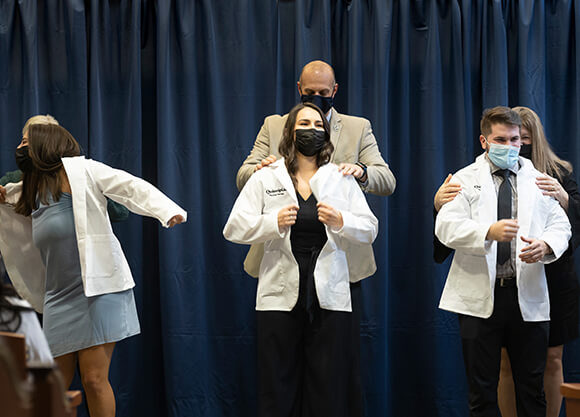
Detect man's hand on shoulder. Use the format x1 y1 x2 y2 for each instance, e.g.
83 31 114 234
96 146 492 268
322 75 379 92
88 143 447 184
434 174 461 212
255 155 277 172
486 219 519 242
338 163 366 182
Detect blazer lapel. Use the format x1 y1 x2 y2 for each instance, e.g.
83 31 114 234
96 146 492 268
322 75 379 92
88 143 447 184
329 109 343 162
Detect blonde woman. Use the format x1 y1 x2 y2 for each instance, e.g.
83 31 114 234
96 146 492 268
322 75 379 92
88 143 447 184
495 107 580 417
434 106 579 417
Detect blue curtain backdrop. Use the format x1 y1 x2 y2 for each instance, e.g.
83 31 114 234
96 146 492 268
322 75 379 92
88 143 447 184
1 1 580 416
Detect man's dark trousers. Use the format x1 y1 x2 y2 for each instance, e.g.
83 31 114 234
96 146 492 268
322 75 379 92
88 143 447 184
458 284 549 417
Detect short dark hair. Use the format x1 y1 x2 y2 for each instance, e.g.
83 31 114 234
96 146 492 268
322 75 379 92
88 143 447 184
480 106 521 137
279 102 334 183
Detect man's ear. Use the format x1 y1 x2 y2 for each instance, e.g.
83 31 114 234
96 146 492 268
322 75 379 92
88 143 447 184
332 83 338 98
479 135 488 151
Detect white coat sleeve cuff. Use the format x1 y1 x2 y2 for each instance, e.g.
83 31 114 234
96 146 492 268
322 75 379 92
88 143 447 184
272 211 287 238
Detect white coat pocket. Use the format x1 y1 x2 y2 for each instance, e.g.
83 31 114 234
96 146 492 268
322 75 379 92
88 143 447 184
449 253 490 301
84 234 121 278
329 249 350 295
518 263 547 303
258 249 285 295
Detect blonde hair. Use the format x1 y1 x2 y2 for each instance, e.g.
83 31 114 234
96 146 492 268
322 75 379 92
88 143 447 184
22 114 59 136
512 106 572 180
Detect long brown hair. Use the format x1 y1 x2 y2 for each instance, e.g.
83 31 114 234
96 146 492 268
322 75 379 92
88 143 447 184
15 124 81 216
512 106 572 181
278 102 333 184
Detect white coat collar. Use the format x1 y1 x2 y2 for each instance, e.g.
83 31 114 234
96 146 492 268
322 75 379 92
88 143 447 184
269 158 337 203
269 158 297 204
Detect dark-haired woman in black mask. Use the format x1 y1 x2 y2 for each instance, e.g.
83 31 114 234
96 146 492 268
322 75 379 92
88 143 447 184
0 121 187 417
224 102 378 417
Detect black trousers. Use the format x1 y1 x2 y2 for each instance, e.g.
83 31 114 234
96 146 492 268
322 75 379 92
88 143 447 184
458 286 549 417
256 282 362 417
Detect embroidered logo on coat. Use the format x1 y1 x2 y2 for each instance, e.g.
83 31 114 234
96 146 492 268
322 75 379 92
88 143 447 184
266 188 287 197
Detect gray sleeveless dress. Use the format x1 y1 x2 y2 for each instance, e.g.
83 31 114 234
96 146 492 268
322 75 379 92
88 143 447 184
32 193 140 358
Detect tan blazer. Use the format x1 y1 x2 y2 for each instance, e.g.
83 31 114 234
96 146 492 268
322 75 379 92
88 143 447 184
236 108 396 196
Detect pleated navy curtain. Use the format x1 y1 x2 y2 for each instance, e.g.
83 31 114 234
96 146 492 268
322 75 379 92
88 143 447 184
1 1 579 416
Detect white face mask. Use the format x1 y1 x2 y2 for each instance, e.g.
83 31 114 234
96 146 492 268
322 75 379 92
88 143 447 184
485 138 520 169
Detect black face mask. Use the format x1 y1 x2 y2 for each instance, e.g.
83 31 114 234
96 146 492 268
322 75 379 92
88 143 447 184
15 146 33 172
295 128 326 157
300 94 334 114
519 144 532 159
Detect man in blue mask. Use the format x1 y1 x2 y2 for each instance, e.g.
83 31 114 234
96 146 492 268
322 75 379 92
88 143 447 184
435 106 572 417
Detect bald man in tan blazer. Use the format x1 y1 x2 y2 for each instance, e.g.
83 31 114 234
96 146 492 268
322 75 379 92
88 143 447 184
236 60 396 196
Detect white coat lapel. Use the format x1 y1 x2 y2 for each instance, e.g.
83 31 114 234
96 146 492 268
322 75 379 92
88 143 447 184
62 157 88 239
309 164 327 201
475 154 498 288
310 164 342 205
515 158 536 278
271 159 298 204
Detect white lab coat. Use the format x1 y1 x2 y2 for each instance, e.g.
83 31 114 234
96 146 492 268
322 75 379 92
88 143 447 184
223 159 378 312
0 156 187 312
435 154 571 321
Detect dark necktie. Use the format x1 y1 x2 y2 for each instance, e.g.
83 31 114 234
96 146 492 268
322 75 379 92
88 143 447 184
495 169 511 265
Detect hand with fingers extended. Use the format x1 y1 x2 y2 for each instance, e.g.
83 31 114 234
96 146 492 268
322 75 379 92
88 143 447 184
486 219 519 242
519 236 552 263
255 155 277 172
278 204 299 230
317 201 343 229
434 174 461 212
536 174 569 210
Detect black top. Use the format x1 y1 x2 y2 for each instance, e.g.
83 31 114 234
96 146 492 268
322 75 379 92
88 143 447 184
291 193 327 318
291 193 327 254
545 169 580 288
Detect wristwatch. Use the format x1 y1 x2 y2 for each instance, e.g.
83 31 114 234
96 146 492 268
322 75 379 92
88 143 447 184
355 162 368 183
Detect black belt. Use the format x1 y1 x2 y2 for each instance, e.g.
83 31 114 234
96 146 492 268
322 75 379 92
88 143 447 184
495 277 516 288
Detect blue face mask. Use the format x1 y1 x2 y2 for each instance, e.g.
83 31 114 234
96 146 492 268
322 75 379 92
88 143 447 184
485 139 520 169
